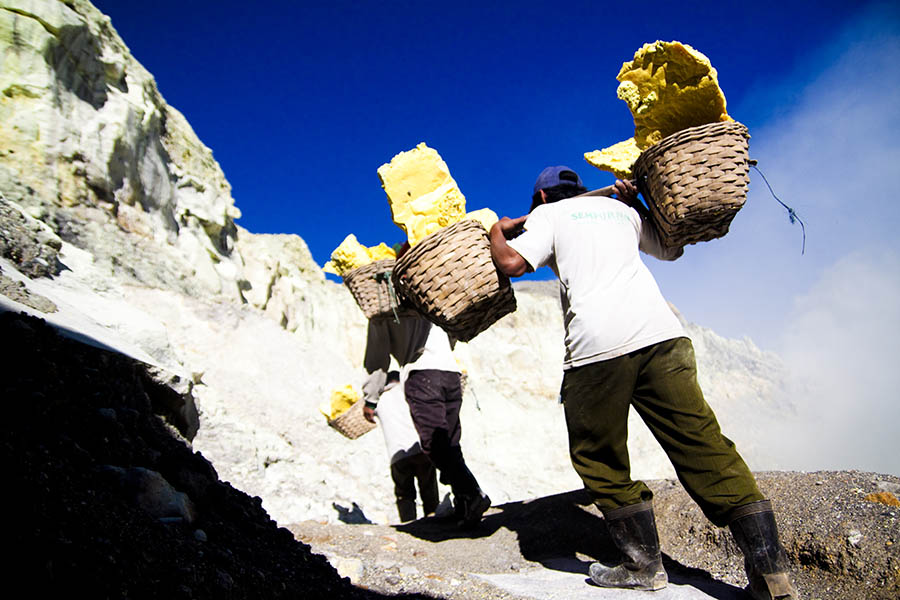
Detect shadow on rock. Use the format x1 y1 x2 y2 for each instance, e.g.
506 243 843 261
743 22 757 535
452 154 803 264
395 489 616 558
662 561 747 599
398 487 748 599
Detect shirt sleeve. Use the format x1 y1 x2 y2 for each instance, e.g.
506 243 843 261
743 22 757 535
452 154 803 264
362 320 391 406
507 206 555 270
362 370 387 408
637 212 684 261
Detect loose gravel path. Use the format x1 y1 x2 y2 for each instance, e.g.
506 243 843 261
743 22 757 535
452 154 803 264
292 473 900 600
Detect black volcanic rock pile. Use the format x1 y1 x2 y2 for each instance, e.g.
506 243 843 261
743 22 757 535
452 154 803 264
2 311 427 599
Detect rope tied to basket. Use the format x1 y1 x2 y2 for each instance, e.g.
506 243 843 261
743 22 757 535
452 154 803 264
343 259 403 321
374 269 402 324
750 162 806 255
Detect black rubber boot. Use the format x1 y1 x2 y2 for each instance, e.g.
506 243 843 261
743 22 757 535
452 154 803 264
728 500 798 600
455 490 491 529
589 501 668 591
396 498 416 523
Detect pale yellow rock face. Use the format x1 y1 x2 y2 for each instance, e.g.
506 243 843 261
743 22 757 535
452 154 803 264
584 41 730 179
377 143 467 246
323 234 396 276
0 0 244 298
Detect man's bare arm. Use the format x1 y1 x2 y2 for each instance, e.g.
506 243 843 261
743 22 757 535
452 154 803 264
489 215 531 277
611 179 650 218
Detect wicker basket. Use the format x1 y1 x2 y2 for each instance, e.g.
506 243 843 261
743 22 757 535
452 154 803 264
343 259 402 320
328 398 376 439
633 120 751 251
392 219 516 342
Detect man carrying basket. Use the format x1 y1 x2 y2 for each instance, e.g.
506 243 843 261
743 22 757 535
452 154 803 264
488 166 797 600
361 311 491 530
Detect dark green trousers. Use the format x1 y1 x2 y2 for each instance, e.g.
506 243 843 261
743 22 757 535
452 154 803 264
561 337 764 527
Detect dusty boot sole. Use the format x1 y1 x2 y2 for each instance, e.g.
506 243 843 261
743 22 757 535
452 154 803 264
589 562 668 591
747 572 797 600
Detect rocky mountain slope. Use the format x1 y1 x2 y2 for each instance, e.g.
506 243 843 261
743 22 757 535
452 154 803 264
3 309 431 599
2 1 897 598
5 308 898 598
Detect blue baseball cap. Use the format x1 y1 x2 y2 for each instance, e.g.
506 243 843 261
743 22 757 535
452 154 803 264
533 166 584 195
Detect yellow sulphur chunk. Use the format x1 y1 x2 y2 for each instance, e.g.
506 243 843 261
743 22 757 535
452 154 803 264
321 384 359 420
584 138 642 179
584 41 730 178
367 242 396 262
326 234 371 276
324 234 396 276
617 40 730 149
464 208 499 231
377 143 467 246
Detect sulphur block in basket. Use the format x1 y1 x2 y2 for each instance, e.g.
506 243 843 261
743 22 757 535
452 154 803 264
618 40 730 149
366 242 396 262
320 384 359 421
465 207 499 231
323 234 396 276
585 41 730 178
377 142 467 246
584 138 642 179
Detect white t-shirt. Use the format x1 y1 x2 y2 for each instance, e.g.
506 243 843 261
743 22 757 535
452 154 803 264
374 382 423 465
507 191 684 369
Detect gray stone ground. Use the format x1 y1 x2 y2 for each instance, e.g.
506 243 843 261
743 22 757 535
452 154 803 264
292 474 900 600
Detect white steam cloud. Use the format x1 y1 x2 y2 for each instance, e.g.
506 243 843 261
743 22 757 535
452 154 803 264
771 250 900 475
739 5 900 475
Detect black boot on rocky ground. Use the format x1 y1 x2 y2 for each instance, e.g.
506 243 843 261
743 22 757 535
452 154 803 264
728 500 798 600
396 498 417 523
588 500 668 591
455 491 491 530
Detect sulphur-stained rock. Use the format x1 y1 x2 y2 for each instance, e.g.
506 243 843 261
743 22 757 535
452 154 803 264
322 233 396 276
584 137 642 180
865 491 900 507
584 40 731 179
0 0 242 299
616 40 729 150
